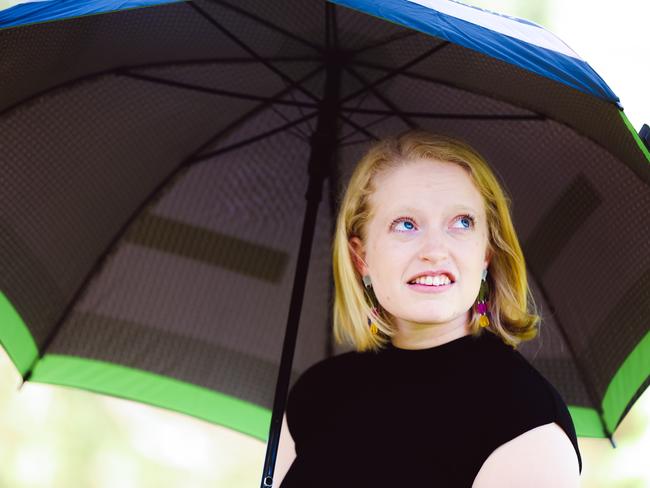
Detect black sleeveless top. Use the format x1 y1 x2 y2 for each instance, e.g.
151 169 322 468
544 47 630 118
282 330 582 487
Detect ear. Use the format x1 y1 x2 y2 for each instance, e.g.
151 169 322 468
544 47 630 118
348 236 368 276
484 247 493 271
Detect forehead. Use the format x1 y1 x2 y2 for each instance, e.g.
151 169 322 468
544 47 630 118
371 159 484 214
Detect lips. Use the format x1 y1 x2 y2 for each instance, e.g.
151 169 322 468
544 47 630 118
407 281 453 294
406 270 456 283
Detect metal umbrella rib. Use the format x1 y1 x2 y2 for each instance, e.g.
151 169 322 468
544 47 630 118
21 61 325 378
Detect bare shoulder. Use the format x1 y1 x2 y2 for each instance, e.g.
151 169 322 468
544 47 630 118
472 422 580 488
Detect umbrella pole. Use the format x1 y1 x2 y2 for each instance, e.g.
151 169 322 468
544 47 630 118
260 58 341 488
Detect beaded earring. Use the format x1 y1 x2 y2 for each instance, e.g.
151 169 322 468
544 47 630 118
475 268 490 328
362 274 380 335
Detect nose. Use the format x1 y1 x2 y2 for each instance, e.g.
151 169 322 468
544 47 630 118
417 227 449 262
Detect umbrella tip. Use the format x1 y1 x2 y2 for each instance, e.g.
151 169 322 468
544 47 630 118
18 369 32 390
608 434 617 449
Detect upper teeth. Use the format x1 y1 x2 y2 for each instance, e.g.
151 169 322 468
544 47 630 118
412 275 451 286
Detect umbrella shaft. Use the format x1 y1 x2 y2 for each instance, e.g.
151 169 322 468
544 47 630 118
261 56 342 487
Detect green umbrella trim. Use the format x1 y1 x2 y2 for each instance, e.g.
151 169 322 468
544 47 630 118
601 330 650 434
1 291 648 438
567 405 602 438
30 354 272 441
0 291 271 441
0 291 38 376
619 110 650 164
567 331 650 437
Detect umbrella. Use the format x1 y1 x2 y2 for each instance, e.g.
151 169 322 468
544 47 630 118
0 0 649 485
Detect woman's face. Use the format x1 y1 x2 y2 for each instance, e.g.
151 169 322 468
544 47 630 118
349 158 492 335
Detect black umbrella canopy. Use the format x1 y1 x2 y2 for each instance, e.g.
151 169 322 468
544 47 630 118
0 1 649 481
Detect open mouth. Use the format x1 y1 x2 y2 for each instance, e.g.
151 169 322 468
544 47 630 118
407 276 455 287
406 279 454 292
409 281 452 287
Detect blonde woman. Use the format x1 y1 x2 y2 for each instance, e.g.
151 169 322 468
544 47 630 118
275 130 582 487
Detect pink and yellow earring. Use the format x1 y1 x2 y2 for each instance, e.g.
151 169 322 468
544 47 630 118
362 274 379 335
475 268 490 328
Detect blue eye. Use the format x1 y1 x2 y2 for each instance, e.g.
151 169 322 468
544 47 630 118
454 214 476 229
390 216 416 233
390 214 476 233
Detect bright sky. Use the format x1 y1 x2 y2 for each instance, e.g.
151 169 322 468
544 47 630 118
468 0 648 131
547 0 648 131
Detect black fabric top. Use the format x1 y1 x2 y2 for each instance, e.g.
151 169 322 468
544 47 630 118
282 330 582 487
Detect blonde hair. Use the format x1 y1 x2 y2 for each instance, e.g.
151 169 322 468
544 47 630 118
332 130 540 352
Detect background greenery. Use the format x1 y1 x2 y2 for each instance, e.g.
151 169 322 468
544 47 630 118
1 0 648 486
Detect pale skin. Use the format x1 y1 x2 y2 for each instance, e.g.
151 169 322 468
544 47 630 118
275 159 580 487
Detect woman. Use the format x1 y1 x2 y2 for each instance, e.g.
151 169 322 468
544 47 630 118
275 130 582 487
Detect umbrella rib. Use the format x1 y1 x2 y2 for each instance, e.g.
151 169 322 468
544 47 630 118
190 2 378 144
339 107 544 120
190 2 322 106
205 0 324 54
117 69 319 109
350 31 419 56
284 89 313 137
122 55 323 70
339 138 375 147
530 270 617 446
192 64 324 155
336 85 373 141
20 67 326 377
336 113 380 141
353 59 456 84
350 59 544 118
188 112 319 164
269 105 310 141
0 57 321 120
337 112 393 144
343 64 418 129
341 41 450 104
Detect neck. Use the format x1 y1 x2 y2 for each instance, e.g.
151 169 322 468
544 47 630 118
390 312 472 350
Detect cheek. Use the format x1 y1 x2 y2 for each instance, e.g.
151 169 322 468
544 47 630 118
461 236 487 259
369 240 402 270
367 247 402 301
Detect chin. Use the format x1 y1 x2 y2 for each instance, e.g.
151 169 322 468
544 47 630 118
398 312 457 325
399 305 471 323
